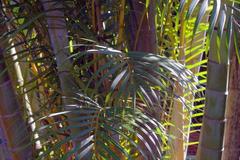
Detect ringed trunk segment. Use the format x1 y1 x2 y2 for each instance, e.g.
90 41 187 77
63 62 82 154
197 61 228 160
197 32 229 160
0 11 32 160
197 1 233 159
0 50 32 159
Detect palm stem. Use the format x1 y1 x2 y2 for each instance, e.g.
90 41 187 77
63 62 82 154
197 21 229 160
117 0 126 48
0 18 32 159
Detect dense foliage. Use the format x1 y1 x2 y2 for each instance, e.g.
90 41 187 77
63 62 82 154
0 0 239 160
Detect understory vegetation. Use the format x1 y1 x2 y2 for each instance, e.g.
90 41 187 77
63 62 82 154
0 0 239 160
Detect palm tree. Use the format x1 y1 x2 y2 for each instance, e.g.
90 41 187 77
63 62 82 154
193 1 238 160
0 0 239 159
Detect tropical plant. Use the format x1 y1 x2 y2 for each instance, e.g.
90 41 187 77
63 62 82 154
0 0 239 160
0 0 198 159
180 0 240 159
